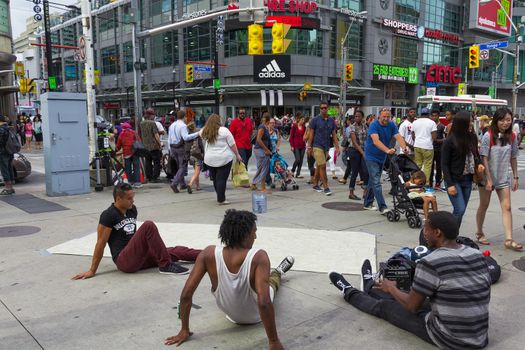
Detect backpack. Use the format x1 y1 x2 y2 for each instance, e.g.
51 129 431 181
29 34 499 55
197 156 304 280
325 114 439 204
2 127 22 154
489 130 516 148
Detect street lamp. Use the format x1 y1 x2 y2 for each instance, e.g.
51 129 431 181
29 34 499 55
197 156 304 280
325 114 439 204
339 11 367 118
480 0 523 114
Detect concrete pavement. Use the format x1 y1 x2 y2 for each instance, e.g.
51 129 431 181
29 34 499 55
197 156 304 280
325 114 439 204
1 144 525 350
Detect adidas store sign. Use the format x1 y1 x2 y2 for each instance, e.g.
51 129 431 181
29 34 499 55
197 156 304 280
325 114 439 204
253 55 291 83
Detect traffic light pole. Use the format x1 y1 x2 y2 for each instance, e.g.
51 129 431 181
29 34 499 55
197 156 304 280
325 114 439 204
512 35 521 116
131 0 143 125
214 39 220 114
43 0 53 79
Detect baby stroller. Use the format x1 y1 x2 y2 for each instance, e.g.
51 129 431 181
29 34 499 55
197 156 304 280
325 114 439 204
270 153 299 191
385 154 423 229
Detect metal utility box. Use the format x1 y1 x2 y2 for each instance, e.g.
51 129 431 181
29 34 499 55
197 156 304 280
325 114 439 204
41 92 90 196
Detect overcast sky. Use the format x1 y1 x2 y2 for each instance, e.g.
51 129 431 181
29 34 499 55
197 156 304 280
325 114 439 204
10 0 77 40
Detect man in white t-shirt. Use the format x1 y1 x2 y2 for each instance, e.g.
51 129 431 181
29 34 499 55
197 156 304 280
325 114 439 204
398 108 416 156
411 108 437 184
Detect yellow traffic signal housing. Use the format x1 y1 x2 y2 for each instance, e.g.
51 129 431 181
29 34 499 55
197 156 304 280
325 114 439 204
345 63 353 81
469 45 479 69
248 24 263 55
185 64 194 82
272 23 291 54
19 78 27 94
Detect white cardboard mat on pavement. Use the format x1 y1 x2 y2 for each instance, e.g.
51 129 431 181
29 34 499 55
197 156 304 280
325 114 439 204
48 223 376 274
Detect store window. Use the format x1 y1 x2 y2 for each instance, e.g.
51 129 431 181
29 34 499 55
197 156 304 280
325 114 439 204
384 83 408 100
329 20 363 60
101 46 118 75
423 42 459 67
64 58 77 82
394 0 420 25
225 29 248 57
62 25 76 46
123 41 134 72
184 23 213 61
393 37 418 67
330 0 363 10
424 0 462 33
99 9 118 41
151 31 179 68
150 0 173 27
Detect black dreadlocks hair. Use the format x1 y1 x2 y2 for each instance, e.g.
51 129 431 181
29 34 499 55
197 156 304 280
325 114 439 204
218 209 258 248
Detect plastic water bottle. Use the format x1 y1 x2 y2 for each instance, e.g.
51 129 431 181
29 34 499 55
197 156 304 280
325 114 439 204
252 192 267 214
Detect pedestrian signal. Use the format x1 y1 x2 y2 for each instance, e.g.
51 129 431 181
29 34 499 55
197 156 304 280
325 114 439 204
248 24 263 55
469 45 479 69
272 23 291 54
345 64 353 81
185 64 194 83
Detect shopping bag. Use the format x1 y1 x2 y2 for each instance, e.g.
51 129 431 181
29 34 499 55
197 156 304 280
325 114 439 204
232 161 250 187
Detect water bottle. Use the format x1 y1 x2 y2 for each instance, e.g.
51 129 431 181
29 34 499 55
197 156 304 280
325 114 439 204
251 191 267 214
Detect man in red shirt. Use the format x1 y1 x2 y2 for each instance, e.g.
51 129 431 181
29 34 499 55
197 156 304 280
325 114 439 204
229 108 253 167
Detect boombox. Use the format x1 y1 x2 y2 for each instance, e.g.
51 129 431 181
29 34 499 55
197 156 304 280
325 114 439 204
380 258 415 293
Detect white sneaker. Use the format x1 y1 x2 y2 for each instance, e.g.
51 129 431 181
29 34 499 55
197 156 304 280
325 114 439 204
379 208 391 215
363 205 378 211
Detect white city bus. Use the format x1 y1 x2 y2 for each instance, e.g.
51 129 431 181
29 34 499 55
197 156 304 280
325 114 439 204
417 94 508 115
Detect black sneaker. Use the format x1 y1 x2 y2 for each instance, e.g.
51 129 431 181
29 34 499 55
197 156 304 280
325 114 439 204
323 188 332 196
159 262 189 275
361 259 375 294
328 271 352 294
312 185 322 192
275 256 295 275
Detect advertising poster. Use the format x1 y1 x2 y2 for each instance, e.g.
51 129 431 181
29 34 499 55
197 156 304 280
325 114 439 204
469 0 513 36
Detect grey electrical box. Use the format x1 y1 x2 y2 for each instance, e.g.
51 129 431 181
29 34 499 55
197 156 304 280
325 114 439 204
41 92 90 196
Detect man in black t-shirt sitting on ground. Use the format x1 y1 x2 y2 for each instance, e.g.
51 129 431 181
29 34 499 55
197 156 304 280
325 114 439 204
73 183 202 279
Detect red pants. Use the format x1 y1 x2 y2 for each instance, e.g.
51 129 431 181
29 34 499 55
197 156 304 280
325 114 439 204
115 221 201 273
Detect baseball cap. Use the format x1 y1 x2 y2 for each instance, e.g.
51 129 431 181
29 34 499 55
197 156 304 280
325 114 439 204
421 108 430 115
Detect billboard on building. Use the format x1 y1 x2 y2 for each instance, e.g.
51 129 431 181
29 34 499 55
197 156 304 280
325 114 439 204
469 0 513 36
253 55 291 83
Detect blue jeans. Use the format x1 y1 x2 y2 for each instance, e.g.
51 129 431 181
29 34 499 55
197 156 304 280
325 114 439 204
238 148 252 168
0 153 14 182
364 160 387 210
445 176 473 227
124 156 140 184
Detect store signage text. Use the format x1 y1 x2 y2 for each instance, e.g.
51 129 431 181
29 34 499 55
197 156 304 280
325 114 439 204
382 18 418 37
424 28 460 43
426 64 461 84
267 0 318 14
182 10 207 19
340 8 366 23
373 64 419 84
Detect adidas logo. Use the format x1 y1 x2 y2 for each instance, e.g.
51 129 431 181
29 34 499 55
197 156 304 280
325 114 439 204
259 59 286 79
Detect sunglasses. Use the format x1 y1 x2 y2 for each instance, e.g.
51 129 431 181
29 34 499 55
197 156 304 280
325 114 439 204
320 107 327 110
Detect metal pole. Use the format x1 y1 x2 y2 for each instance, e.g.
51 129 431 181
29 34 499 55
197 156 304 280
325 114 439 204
81 0 102 191
513 34 521 115
214 40 220 114
131 0 143 126
43 0 53 79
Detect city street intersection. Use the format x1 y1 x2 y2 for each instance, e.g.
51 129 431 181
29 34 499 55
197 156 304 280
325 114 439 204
1 144 525 349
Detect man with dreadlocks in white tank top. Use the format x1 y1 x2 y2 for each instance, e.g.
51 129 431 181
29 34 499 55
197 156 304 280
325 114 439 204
165 209 294 350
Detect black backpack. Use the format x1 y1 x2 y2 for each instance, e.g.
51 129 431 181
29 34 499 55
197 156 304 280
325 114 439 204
1 126 21 154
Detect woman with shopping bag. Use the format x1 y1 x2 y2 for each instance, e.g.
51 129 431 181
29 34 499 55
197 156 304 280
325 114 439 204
232 161 250 188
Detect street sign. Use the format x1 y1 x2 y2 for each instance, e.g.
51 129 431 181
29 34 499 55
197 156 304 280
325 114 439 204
458 83 467 96
78 36 86 61
479 41 508 51
480 49 489 60
194 65 212 72
48 76 57 90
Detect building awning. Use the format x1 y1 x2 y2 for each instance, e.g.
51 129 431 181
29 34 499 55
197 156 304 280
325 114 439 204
96 83 378 101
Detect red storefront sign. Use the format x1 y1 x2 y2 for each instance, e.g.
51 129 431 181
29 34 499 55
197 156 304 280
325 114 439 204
266 0 318 14
103 102 121 109
426 64 461 84
424 28 460 43
470 0 513 36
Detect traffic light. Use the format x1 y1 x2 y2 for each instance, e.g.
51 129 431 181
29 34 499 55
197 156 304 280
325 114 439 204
185 64 194 83
248 24 263 55
19 78 27 94
469 45 479 69
344 63 353 81
272 23 291 54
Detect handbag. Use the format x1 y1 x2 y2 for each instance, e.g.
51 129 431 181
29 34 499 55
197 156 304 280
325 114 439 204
132 132 148 157
232 161 250 187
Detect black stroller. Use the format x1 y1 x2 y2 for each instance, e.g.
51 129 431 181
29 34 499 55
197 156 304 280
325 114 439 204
385 154 423 229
